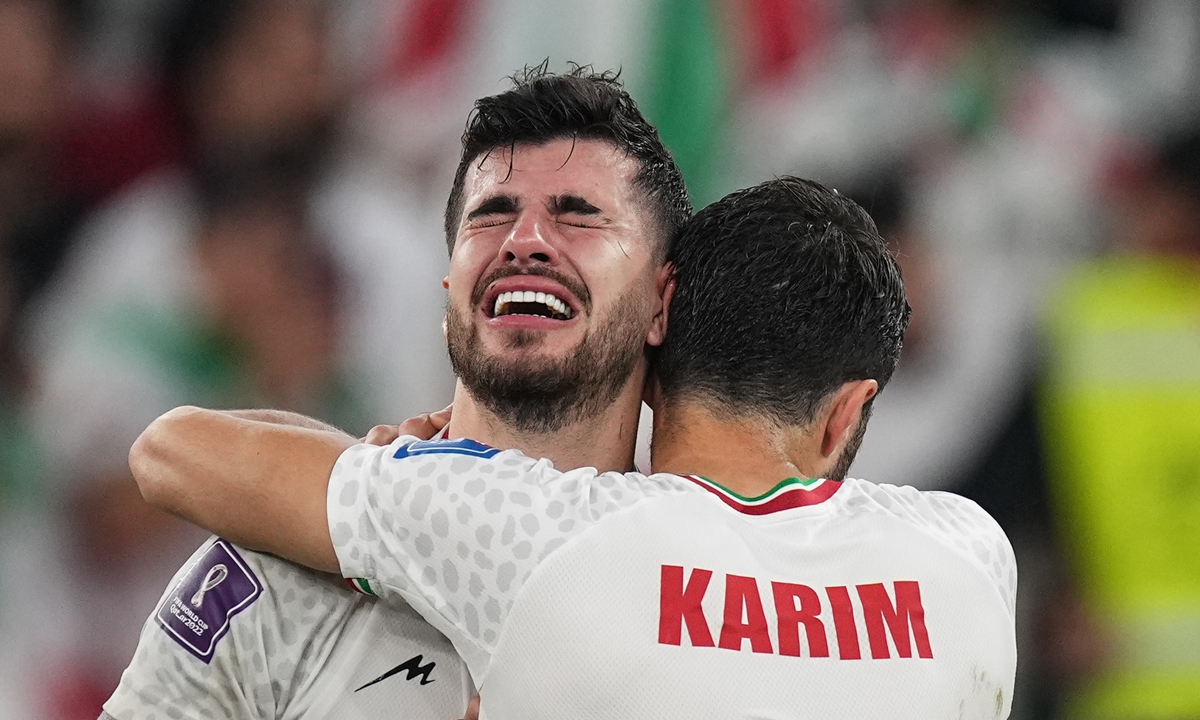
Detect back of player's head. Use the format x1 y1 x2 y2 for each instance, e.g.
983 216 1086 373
655 176 911 427
443 62 692 260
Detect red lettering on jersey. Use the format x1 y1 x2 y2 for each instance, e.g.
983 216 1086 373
659 565 715 647
856 581 934 659
826 586 862 660
718 574 773 654
661 569 934 661
772 582 829 658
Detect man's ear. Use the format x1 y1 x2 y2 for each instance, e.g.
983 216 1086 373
820 380 878 459
646 263 675 347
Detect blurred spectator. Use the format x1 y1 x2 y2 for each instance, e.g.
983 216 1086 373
846 169 939 363
1036 130 1200 718
12 0 453 715
0 0 87 508
0 6 82 711
27 154 369 719
157 0 343 171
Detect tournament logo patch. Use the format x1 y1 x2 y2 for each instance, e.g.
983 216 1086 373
155 539 261 663
394 437 499 460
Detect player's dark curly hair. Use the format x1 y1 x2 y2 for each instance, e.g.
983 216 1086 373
443 62 692 260
655 176 911 427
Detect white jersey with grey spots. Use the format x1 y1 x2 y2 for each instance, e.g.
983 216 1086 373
328 437 1017 720
103 537 473 720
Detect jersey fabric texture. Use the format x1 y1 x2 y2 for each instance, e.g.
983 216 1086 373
104 537 473 720
327 438 1017 720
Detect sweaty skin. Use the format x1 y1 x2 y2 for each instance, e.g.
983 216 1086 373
443 138 670 471
133 138 675 571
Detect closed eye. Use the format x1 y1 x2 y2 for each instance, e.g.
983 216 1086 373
549 195 605 228
470 217 513 229
555 216 603 229
466 195 519 228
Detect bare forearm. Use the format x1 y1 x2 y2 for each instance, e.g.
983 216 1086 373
223 408 349 436
130 406 350 572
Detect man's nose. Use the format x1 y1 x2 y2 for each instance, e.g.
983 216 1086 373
498 209 560 266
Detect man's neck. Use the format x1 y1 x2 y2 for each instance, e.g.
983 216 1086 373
650 401 825 496
445 377 643 473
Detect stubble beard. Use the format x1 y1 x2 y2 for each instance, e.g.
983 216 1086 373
445 286 651 435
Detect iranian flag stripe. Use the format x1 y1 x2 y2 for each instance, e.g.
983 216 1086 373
345 578 376 596
683 475 841 515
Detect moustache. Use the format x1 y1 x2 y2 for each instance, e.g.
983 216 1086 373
471 266 592 313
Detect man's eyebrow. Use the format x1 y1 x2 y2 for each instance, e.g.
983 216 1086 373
549 195 602 216
466 195 518 221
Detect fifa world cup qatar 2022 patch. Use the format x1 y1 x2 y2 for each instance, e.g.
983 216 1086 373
155 539 262 663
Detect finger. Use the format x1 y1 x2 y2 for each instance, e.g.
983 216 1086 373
398 413 439 440
362 424 402 446
428 405 452 431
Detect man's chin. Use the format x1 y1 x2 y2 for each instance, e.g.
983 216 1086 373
476 343 576 374
479 325 580 353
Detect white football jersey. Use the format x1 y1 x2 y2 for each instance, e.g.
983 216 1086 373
103 537 473 720
327 437 1017 720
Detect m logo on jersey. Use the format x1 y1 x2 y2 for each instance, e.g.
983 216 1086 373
355 654 436 690
658 565 933 660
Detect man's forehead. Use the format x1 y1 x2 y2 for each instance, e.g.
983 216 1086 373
462 138 638 202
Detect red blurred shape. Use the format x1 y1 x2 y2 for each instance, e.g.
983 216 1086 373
389 0 475 79
40 661 114 720
744 0 830 84
57 88 183 202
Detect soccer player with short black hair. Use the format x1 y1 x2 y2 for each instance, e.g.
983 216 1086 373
102 64 691 720
131 175 1016 718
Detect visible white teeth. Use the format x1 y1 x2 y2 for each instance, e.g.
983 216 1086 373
490 289 575 319
544 293 571 317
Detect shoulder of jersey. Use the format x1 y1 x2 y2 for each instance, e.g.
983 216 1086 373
154 538 365 663
840 478 1017 616
836 478 996 529
385 438 698 508
153 538 267 664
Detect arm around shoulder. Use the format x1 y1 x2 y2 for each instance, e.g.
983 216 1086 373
130 405 354 572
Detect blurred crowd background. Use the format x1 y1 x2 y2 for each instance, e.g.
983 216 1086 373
0 0 1196 718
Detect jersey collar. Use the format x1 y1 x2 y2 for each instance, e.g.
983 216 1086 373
682 475 842 515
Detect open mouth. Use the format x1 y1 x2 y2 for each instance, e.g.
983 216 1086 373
492 290 575 320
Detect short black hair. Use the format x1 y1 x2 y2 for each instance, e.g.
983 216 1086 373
655 176 911 427
443 63 692 259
